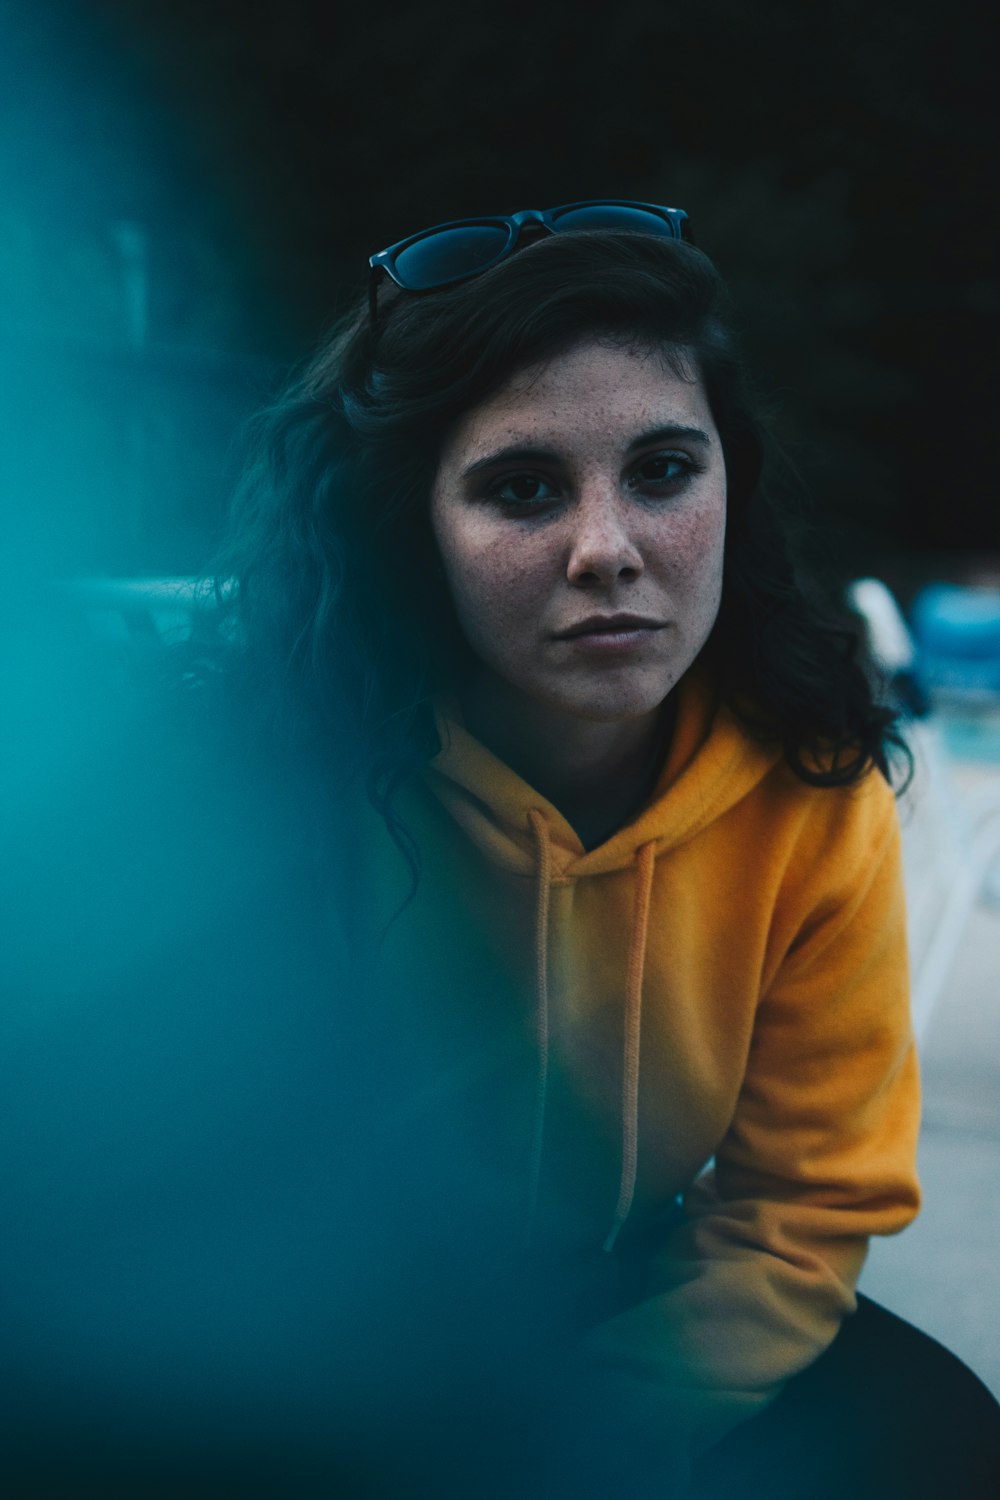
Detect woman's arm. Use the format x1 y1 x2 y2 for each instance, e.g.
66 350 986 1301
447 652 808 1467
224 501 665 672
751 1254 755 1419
581 777 921 1461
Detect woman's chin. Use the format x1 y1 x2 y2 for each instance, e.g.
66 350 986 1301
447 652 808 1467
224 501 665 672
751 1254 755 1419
538 682 678 726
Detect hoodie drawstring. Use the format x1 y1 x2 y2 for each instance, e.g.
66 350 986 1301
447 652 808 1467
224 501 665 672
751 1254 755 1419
604 839 657 1252
525 809 552 1248
525 812 659 1256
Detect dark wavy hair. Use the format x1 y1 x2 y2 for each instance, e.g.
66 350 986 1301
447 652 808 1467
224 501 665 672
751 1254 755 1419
205 230 905 849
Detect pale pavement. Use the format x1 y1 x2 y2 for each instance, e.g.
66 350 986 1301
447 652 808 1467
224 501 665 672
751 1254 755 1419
861 755 1000 1398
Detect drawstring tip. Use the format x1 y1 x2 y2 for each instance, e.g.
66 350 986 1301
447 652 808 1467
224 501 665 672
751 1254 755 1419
602 1218 624 1254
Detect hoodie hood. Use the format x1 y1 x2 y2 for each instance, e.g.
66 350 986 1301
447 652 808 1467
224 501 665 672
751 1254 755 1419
425 671 783 879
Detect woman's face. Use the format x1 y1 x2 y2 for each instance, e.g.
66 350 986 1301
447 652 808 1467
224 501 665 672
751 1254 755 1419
430 338 727 727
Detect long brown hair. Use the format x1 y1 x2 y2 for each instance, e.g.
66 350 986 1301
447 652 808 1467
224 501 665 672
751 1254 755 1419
205 231 905 857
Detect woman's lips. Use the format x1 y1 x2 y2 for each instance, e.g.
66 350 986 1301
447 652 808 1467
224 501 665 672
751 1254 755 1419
554 618 667 652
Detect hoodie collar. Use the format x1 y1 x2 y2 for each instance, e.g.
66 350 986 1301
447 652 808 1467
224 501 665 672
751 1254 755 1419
424 670 782 879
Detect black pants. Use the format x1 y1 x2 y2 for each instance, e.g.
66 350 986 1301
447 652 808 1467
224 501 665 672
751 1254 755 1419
689 1295 1000 1500
5 1297 997 1498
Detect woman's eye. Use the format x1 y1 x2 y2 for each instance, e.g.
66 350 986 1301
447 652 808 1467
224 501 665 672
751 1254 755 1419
631 453 698 491
488 473 560 507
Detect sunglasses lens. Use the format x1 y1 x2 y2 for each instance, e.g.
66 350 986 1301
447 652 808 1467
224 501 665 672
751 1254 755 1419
551 204 683 236
392 224 511 289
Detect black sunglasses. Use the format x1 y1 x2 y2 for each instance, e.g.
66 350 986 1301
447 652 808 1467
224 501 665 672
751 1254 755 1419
367 200 692 325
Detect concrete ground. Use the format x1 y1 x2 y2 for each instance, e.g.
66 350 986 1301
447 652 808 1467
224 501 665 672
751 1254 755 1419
860 750 1000 1398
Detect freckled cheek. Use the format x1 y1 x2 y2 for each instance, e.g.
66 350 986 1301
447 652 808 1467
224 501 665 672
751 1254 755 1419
440 537 550 648
652 500 727 578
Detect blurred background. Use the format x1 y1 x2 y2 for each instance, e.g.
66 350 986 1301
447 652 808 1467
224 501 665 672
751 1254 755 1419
2 0 997 588
2 0 999 1417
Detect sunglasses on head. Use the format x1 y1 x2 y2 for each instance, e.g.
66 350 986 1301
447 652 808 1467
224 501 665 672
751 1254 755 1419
367 200 692 325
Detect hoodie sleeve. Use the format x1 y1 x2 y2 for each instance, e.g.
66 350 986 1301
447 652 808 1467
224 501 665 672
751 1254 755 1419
581 771 921 1459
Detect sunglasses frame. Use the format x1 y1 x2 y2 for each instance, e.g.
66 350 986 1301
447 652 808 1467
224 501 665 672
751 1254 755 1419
367 200 691 326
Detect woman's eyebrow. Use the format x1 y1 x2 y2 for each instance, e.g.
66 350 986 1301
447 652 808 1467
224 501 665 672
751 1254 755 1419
628 423 713 450
461 444 563 479
462 424 714 478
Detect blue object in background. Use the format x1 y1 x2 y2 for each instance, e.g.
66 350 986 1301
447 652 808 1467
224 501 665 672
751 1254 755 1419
911 585 1000 696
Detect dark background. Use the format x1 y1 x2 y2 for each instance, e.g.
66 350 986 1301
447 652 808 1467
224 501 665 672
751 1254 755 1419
2 0 997 593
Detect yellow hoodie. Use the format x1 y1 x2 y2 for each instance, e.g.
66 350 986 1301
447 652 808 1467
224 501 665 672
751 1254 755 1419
353 669 920 1458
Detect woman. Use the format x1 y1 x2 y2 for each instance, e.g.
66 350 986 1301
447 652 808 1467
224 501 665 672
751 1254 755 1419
5 206 996 1499
196 205 1000 1496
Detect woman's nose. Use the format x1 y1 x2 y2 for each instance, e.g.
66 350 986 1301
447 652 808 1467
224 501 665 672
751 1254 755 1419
565 489 644 586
